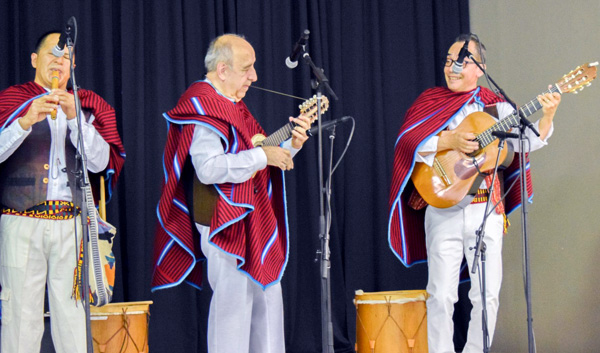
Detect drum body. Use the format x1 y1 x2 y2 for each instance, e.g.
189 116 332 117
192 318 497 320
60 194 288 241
355 290 428 353
90 301 153 353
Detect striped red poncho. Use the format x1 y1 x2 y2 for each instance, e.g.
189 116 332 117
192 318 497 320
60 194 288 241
152 81 288 291
0 81 126 200
388 86 532 267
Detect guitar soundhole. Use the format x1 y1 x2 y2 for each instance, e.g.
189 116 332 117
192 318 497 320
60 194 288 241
454 154 486 180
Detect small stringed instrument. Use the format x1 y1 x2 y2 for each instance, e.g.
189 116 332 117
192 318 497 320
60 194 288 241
412 62 598 209
194 95 330 225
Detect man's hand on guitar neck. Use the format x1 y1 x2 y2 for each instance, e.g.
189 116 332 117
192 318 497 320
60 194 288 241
536 90 561 141
262 146 294 171
289 115 311 149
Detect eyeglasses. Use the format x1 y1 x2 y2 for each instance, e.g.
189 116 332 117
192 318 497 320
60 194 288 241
444 58 474 68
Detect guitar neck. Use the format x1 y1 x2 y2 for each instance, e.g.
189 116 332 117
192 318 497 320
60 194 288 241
477 84 561 148
261 122 295 146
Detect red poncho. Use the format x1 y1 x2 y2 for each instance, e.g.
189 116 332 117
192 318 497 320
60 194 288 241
388 86 532 267
152 81 289 290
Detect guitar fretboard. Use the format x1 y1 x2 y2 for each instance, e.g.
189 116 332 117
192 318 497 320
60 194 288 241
475 84 561 148
261 122 296 146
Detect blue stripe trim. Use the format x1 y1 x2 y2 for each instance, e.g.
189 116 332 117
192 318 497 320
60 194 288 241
207 170 289 291
163 113 231 154
268 180 273 199
231 127 239 153
261 227 279 264
0 93 47 133
173 153 181 179
156 239 174 267
161 119 171 183
184 279 203 291
191 97 206 115
173 198 189 214
103 169 116 203
152 206 197 291
388 88 480 266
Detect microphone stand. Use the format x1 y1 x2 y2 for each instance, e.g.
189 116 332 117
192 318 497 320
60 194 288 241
300 47 338 353
470 53 537 353
517 123 536 353
470 134 509 353
65 17 94 353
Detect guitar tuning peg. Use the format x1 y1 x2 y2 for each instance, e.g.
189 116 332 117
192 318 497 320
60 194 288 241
573 90 578 94
586 83 592 87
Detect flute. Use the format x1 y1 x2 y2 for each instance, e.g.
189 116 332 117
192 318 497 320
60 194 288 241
50 70 59 120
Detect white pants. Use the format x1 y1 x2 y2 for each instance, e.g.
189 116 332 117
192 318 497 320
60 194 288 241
198 224 285 353
425 203 504 353
0 215 86 353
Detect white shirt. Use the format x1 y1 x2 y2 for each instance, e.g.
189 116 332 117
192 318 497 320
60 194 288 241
189 80 300 184
0 103 110 202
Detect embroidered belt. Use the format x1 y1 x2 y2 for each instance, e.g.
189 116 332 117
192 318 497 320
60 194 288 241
1 201 80 220
471 189 489 204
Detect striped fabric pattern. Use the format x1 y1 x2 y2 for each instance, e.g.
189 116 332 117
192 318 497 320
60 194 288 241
152 81 288 291
387 86 533 267
0 81 126 200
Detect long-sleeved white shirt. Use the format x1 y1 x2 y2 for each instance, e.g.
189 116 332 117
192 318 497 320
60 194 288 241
0 102 110 202
189 79 300 185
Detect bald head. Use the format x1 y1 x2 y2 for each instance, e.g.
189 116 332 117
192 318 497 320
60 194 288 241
204 34 257 101
205 34 252 73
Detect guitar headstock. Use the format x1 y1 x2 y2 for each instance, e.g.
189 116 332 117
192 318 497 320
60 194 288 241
299 95 330 122
556 62 598 94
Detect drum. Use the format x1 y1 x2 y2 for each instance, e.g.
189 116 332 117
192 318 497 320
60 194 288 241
354 290 428 353
90 301 153 353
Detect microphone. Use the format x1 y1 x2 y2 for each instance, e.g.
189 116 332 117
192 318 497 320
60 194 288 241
492 131 519 139
52 17 75 57
451 40 471 74
285 30 310 69
307 116 352 136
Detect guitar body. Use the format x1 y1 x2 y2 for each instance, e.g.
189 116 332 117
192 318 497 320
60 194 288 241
411 111 513 208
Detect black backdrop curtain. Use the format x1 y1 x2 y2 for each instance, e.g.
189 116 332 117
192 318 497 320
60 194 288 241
0 1 469 352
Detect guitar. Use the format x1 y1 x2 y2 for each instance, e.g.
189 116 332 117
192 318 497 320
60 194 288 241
251 95 330 146
193 95 330 225
411 62 598 209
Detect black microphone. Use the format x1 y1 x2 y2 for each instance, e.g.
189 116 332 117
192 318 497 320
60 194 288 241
285 30 310 69
52 17 75 57
492 131 519 139
307 116 352 136
451 40 471 74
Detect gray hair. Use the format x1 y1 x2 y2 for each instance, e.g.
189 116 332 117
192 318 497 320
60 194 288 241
204 34 246 72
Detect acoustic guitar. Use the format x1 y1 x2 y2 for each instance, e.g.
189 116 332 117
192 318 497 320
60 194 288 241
411 62 598 209
194 95 330 225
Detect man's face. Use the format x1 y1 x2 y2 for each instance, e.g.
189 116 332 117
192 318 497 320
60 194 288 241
221 40 257 101
444 40 483 93
31 33 73 90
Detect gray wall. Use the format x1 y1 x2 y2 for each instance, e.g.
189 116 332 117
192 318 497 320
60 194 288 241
470 1 600 352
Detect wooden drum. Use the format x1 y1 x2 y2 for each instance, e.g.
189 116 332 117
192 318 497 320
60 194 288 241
354 290 428 353
90 301 153 353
